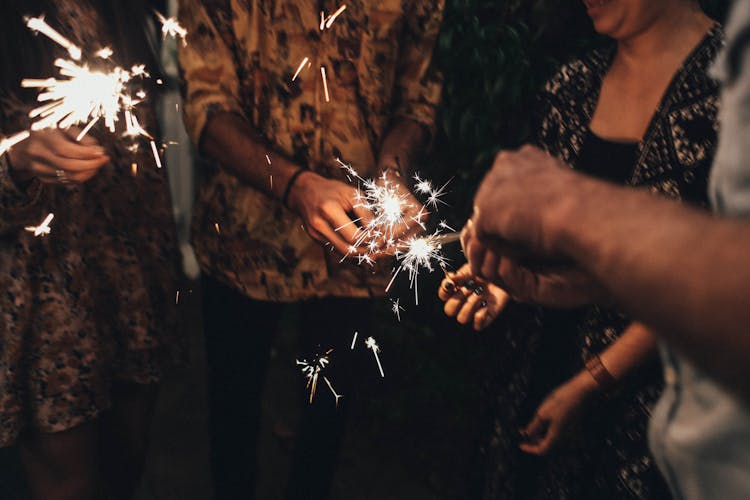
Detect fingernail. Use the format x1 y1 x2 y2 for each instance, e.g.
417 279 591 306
479 300 488 309
474 285 485 296
465 279 476 290
444 281 455 292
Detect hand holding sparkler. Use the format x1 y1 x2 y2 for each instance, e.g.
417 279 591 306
286 170 376 257
438 263 510 331
6 128 109 185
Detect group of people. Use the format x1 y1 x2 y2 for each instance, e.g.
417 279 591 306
0 1 748 500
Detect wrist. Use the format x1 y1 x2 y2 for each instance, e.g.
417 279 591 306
572 369 601 397
284 169 313 211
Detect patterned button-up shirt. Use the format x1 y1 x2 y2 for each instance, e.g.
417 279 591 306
179 0 444 301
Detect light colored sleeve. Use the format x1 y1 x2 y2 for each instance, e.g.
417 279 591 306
392 0 445 136
178 0 244 150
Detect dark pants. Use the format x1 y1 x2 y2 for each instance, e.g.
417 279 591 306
202 275 373 500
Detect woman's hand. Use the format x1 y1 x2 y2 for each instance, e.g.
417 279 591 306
438 263 511 331
519 372 598 455
7 128 109 185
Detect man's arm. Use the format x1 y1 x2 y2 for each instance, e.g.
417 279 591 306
468 146 750 401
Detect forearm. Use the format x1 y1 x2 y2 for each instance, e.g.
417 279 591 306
559 181 750 398
377 119 428 176
597 322 658 380
201 111 301 200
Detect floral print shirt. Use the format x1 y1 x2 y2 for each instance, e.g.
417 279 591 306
179 0 444 301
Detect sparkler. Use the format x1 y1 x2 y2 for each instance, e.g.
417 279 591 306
155 11 188 46
24 213 54 237
0 131 30 156
365 337 385 378
296 348 341 404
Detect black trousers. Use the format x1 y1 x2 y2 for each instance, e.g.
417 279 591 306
202 275 374 500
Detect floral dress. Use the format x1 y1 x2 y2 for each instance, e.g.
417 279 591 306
0 1 180 446
475 25 724 499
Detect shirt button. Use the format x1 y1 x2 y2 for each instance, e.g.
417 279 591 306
664 366 678 386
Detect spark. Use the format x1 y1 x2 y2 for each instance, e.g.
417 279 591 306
175 290 180 305
292 57 310 81
351 331 358 350
321 5 347 30
24 213 54 237
214 222 221 234
321 66 330 102
365 337 384 378
386 230 450 305
265 154 273 189
390 298 405 322
155 11 187 46
96 47 113 59
26 16 81 60
414 174 450 210
0 131 30 156
131 162 138 176
150 140 162 168
296 348 339 404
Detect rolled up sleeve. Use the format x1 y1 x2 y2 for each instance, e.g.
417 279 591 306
392 0 445 136
178 0 244 150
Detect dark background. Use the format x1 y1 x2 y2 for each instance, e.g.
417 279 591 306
0 1 730 498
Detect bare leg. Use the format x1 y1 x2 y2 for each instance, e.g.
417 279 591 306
99 382 159 500
19 420 101 500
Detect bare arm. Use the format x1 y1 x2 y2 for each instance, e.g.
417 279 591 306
467 146 750 401
598 321 659 380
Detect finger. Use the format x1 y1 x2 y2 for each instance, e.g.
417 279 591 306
311 216 357 256
456 291 483 325
32 149 110 173
524 423 560 456
473 306 495 331
521 413 548 441
39 131 106 160
443 289 468 318
466 238 487 277
438 277 457 301
351 203 375 234
323 204 361 246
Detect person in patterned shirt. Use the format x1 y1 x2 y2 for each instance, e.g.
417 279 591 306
178 1 444 498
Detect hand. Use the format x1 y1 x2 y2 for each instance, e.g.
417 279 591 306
519 373 598 455
287 171 375 256
7 128 109 185
438 263 510 331
463 146 608 307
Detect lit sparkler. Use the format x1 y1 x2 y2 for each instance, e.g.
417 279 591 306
24 213 54 237
296 348 341 404
365 337 384 378
155 11 187 46
0 131 30 156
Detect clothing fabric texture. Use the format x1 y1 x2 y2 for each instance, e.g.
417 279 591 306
179 0 444 302
476 25 723 500
0 2 180 446
648 3 750 499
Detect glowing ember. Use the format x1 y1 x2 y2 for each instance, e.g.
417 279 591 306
390 298 405 322
26 16 81 60
292 57 310 81
155 11 187 46
386 231 450 305
321 66 330 102
24 213 54 237
365 336 384 378
296 348 341 404
0 131 30 156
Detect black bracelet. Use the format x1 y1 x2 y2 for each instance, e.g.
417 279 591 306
282 167 307 208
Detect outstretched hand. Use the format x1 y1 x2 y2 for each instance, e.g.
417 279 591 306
438 263 510 331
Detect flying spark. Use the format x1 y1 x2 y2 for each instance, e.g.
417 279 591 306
365 337 385 378
320 5 347 30
26 16 81 60
351 331 359 350
292 57 310 81
24 213 54 237
390 298 405 322
0 131 30 156
321 66 330 102
296 348 340 404
155 11 187 46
